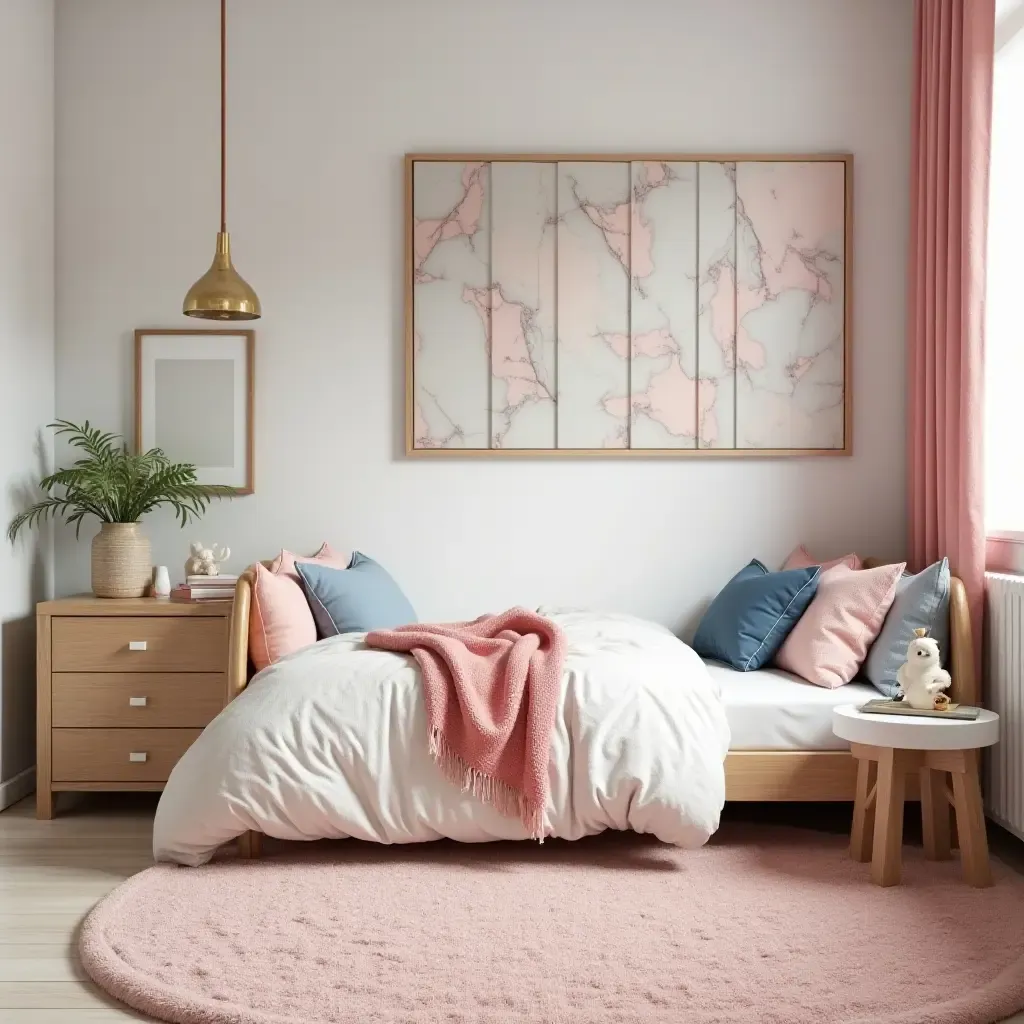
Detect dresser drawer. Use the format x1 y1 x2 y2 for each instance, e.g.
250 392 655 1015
52 617 228 673
51 673 225 728
51 728 203 782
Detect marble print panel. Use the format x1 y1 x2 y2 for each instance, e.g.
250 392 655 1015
629 162 699 450
556 162 630 449
734 161 846 449
412 161 490 449
696 162 737 449
489 163 557 449
409 157 847 455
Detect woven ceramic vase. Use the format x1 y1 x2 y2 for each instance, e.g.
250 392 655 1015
91 523 152 598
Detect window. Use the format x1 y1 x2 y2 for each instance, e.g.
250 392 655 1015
985 0 1024 545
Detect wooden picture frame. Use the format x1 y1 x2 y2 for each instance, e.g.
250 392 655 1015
405 152 854 458
134 329 255 494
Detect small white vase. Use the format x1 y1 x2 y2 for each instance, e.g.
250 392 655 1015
91 523 151 598
152 565 171 598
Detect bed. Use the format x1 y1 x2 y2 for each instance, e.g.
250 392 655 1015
159 558 975 861
710 662 880 751
720 563 976 801
154 602 730 865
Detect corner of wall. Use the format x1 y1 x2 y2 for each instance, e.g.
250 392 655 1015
0 0 56 808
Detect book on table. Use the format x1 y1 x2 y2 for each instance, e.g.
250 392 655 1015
859 699 981 721
171 584 234 602
186 574 238 586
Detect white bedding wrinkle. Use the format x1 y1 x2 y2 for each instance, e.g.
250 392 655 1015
153 609 730 865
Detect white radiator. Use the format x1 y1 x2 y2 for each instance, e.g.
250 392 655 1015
986 572 1024 840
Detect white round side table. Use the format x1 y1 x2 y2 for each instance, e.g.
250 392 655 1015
832 704 999 888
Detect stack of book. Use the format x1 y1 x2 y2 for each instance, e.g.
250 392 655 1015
859 698 980 721
170 575 238 602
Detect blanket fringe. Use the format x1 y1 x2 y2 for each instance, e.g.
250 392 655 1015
429 728 546 842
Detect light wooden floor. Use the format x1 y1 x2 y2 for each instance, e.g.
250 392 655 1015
0 794 159 1023
3 794 1024 1024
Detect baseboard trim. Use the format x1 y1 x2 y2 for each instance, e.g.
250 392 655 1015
0 766 36 811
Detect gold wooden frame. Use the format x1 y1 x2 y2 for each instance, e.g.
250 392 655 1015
134 328 255 495
224 557 975 857
404 152 854 458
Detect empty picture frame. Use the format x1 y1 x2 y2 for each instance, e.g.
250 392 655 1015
405 152 852 457
135 329 254 493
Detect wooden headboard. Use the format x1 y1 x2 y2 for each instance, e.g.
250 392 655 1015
947 575 978 705
226 561 978 707
227 565 260 700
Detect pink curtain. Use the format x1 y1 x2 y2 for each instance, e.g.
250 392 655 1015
909 0 994 673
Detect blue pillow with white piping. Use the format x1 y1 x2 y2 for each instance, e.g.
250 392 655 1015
693 560 821 671
295 552 417 637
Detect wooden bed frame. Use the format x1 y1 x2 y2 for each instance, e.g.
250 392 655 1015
225 561 976 857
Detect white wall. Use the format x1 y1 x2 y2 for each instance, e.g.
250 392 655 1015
56 0 912 633
1 0 54 807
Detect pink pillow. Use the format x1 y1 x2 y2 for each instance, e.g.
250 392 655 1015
249 544 351 671
774 562 905 689
267 542 347 578
782 544 862 572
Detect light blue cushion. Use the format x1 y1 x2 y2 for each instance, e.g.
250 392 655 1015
692 560 821 671
863 558 950 697
295 552 416 637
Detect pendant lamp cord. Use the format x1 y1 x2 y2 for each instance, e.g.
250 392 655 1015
220 0 227 234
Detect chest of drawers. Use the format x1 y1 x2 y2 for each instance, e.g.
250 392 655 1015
36 595 233 818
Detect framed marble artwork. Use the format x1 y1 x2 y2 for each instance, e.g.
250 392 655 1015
405 153 851 456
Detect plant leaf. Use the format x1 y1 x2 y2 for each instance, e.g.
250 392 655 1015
6 421 236 543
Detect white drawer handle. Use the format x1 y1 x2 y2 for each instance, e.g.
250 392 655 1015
129 752 148 763
129 696 148 707
128 641 147 651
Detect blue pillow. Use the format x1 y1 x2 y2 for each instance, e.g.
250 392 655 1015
693 560 821 671
295 552 417 637
863 558 950 697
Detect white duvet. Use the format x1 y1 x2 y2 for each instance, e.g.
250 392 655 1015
153 609 730 866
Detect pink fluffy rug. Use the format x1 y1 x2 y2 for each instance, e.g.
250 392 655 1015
80 825 1024 1024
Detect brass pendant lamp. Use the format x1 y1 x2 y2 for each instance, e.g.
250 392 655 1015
183 0 260 320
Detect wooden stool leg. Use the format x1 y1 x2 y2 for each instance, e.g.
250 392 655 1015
920 767 951 860
871 748 907 887
951 757 991 888
851 757 877 863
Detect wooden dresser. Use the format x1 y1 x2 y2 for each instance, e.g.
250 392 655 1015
36 596 232 818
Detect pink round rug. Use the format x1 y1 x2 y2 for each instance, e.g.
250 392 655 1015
80 825 1024 1024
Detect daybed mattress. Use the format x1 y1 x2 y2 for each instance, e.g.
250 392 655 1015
703 661 877 751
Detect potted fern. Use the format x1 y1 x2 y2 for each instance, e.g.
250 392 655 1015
7 421 232 598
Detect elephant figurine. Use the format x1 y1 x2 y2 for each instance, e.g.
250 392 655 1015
184 541 230 577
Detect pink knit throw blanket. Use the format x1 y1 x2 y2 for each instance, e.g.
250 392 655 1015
365 608 566 840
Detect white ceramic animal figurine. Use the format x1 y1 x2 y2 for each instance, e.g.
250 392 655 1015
896 627 951 710
184 542 230 577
